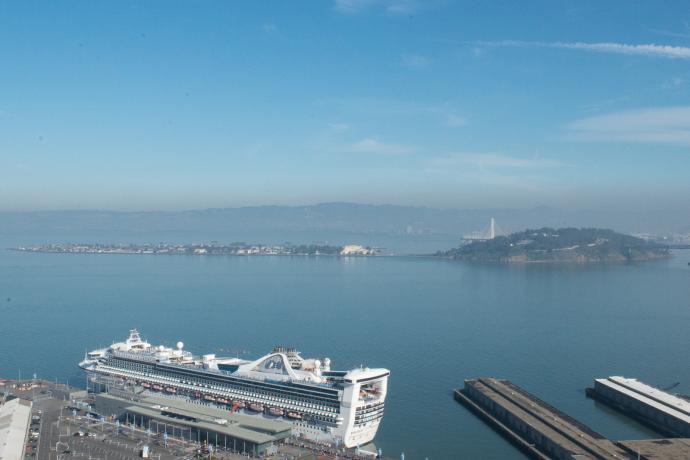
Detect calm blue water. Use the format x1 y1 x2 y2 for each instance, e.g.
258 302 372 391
1 236 689 459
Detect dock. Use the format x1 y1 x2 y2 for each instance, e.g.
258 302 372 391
95 392 291 455
587 376 690 437
455 377 628 459
1 378 390 460
617 439 690 460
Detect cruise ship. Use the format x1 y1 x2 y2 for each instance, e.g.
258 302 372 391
79 330 389 447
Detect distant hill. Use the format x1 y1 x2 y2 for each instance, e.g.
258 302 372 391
437 228 670 263
0 203 557 236
0 203 688 240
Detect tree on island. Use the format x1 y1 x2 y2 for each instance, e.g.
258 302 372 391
437 227 669 263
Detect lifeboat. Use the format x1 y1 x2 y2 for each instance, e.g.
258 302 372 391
204 394 216 402
152 384 162 391
216 397 228 405
268 407 284 417
233 400 245 409
142 382 151 388
286 411 303 420
248 402 264 412
165 387 177 394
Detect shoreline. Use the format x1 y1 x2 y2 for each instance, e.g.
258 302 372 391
432 253 673 264
8 246 681 264
7 242 380 257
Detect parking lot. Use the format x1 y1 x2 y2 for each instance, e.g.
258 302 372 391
44 410 191 460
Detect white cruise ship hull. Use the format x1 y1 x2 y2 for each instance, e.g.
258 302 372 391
80 331 388 448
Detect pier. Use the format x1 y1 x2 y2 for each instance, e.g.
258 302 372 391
587 376 690 438
456 376 690 459
455 377 628 459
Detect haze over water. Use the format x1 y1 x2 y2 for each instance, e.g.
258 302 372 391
1 233 689 459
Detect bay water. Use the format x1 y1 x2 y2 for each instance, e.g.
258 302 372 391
1 234 689 459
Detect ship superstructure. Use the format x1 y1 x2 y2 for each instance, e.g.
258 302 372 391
80 330 388 447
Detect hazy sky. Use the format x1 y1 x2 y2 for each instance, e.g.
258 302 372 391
1 1 690 211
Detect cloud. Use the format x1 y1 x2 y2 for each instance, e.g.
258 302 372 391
647 24 690 40
424 153 564 192
334 0 429 15
401 53 432 69
567 106 690 145
476 40 690 60
334 0 376 14
470 46 485 57
328 122 351 131
431 153 565 170
445 114 467 127
580 96 631 113
351 138 414 155
661 77 685 90
384 0 422 14
317 97 467 130
261 23 278 33
556 42 690 59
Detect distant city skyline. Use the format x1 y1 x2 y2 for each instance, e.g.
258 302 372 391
1 1 690 211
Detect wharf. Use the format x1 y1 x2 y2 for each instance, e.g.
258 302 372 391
617 439 690 459
455 377 629 459
456 377 690 459
95 392 291 453
587 376 690 438
1 378 389 460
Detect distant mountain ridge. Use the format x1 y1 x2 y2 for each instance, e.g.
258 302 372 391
0 202 687 238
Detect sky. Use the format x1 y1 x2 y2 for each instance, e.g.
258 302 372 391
1 0 690 211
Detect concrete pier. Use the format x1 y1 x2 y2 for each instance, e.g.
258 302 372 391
587 376 690 438
618 439 690 459
455 377 629 459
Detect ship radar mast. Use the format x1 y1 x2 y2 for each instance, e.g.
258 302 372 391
128 329 142 342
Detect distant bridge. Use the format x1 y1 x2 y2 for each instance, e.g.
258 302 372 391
462 218 505 241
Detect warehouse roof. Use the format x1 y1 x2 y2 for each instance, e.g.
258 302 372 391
125 405 286 445
596 377 690 424
0 398 32 460
141 395 290 434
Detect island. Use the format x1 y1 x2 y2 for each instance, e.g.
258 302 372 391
10 242 379 257
436 228 670 263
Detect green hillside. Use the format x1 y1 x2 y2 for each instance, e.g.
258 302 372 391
438 228 670 263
